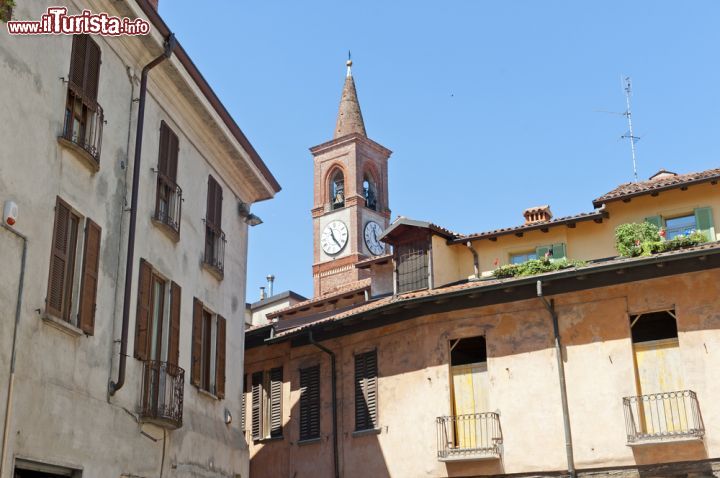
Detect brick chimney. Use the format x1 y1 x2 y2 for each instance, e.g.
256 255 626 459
523 205 552 224
147 0 159 9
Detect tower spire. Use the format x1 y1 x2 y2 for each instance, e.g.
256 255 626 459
334 53 366 139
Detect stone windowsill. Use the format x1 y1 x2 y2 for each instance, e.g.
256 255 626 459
57 136 100 173
196 387 219 401
255 436 283 444
151 216 180 242
201 261 224 281
42 313 84 337
352 427 381 438
297 437 321 446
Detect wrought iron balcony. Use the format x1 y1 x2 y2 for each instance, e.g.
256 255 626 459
436 412 502 461
203 222 226 278
60 82 104 167
139 360 185 429
153 173 182 236
623 390 704 444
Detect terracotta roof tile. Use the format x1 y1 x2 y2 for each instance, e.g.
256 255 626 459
266 279 371 319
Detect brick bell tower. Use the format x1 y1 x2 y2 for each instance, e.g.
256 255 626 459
310 58 392 297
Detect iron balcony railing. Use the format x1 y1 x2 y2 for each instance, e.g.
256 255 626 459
139 360 185 429
61 82 104 164
436 413 502 461
623 390 704 444
153 173 182 235
203 222 226 276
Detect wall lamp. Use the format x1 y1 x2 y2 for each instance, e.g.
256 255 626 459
238 202 263 227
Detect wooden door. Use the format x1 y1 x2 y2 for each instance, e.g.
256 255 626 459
451 362 488 449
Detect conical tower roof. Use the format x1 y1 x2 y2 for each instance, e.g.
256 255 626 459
334 59 366 138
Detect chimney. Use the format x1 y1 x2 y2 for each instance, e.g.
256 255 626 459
523 205 553 225
648 169 678 182
266 274 275 297
259 286 266 301
147 0 159 9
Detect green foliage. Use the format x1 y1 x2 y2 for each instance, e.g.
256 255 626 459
615 222 707 257
492 258 587 279
0 0 15 23
639 231 707 256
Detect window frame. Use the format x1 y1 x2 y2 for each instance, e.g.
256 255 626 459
299 365 321 442
191 298 226 398
395 231 430 294
251 367 283 441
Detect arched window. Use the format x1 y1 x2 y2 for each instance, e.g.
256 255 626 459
363 174 378 211
330 170 345 210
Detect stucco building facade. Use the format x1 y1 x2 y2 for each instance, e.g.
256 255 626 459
0 1 279 477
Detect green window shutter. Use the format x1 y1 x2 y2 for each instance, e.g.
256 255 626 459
694 207 715 241
644 215 663 229
536 245 551 260
552 243 567 260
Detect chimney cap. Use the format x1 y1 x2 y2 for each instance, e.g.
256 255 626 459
522 205 553 224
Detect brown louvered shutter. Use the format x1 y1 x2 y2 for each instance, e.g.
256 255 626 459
133 259 152 360
269 367 283 438
168 281 181 367
167 127 179 181
215 315 226 399
241 374 247 432
299 365 321 441
47 198 71 318
206 175 223 227
69 35 88 88
191 298 203 386
251 371 263 440
83 37 101 103
157 122 169 175
77 218 101 335
355 350 378 431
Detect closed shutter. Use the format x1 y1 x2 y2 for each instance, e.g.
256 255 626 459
158 122 179 180
191 298 203 386
133 259 153 360
552 243 567 260
269 367 283 438
78 218 101 335
207 175 223 228
69 35 88 88
644 215 663 229
47 198 72 318
84 37 101 103
69 35 101 104
251 371 263 440
299 365 321 441
355 350 378 431
215 315 226 399
694 207 715 241
158 122 169 175
536 245 552 260
168 281 181 367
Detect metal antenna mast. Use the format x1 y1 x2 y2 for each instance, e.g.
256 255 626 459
621 76 640 182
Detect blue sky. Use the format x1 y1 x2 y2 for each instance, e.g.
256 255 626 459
161 1 720 300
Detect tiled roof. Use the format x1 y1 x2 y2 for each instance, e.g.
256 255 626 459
592 168 720 208
265 279 371 320
268 241 720 340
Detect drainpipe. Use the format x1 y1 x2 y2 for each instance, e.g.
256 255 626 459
0 225 28 478
109 34 176 396
536 280 575 478
465 241 480 279
308 331 340 478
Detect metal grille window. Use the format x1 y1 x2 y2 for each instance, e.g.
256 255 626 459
396 238 429 293
354 350 378 431
153 121 182 236
251 367 283 441
299 365 321 441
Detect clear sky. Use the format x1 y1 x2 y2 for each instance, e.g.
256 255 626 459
160 1 720 301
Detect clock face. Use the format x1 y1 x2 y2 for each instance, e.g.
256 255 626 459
364 221 385 256
321 220 349 255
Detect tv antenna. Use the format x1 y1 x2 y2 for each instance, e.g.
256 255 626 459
621 76 640 182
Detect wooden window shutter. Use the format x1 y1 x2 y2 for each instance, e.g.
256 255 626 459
214 180 223 228
269 367 283 438
299 365 321 441
535 244 551 259
191 298 203 386
206 175 223 228
158 122 169 176
355 350 378 431
69 35 88 89
644 215 663 229
215 315 227 399
47 198 72 318
167 281 181 367
84 37 101 102
251 371 263 440
552 243 567 260
77 218 101 335
69 35 101 102
694 207 715 241
133 259 153 360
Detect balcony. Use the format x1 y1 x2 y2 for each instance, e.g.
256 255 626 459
139 360 185 429
623 390 704 445
203 222 226 279
436 413 502 461
59 82 104 170
153 173 182 239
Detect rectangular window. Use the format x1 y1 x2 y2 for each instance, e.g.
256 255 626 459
664 214 696 240
396 237 429 293
191 298 226 398
299 365 321 441
61 35 104 165
354 350 378 432
510 251 537 264
154 121 182 236
251 367 283 441
646 208 715 241
203 175 225 277
46 197 101 334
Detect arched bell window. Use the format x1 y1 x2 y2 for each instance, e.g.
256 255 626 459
330 170 345 210
363 174 378 211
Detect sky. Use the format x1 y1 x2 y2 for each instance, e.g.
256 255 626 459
160 1 720 301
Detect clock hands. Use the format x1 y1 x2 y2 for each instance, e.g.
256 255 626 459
329 228 342 248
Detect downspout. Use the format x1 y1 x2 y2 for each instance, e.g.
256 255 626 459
0 225 28 478
109 34 176 396
537 280 576 478
308 331 340 478
465 241 480 279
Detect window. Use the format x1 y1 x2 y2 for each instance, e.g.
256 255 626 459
363 174 378 211
191 298 226 398
511 243 566 264
510 251 537 264
46 197 101 334
299 365 321 441
203 175 225 277
396 234 430 293
251 367 283 440
354 350 378 432
61 35 104 166
630 309 683 396
646 208 715 241
330 170 345 210
450 337 489 417
153 121 182 236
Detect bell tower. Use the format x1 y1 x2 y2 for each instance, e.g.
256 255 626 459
310 59 392 297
